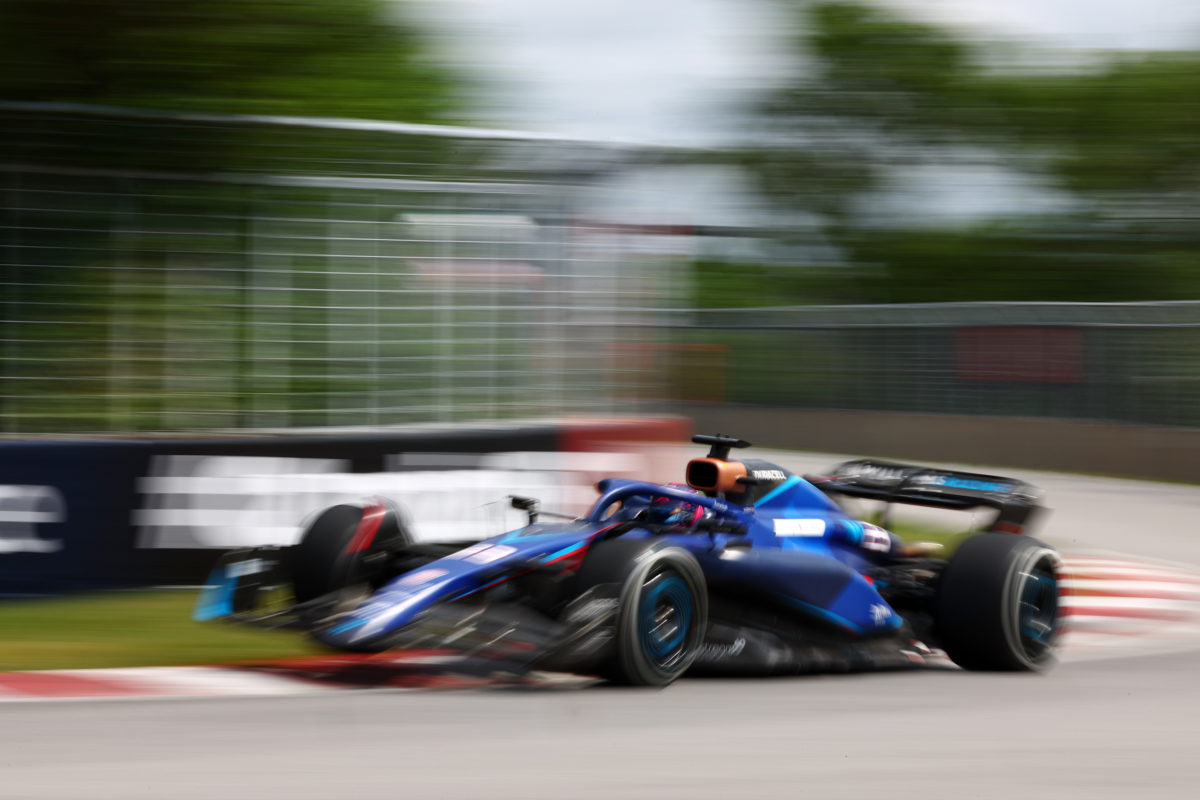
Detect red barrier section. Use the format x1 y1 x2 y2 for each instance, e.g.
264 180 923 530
557 416 693 485
0 671 146 699
557 416 692 453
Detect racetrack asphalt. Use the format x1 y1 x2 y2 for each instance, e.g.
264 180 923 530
3 449 1199 799
1 651 1196 800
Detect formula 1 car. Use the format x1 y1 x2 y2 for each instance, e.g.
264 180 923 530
195 435 1061 686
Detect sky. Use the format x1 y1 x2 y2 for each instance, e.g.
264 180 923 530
886 0 1200 50
422 0 1200 143
417 1 1200 227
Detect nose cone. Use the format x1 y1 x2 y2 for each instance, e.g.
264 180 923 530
316 579 450 650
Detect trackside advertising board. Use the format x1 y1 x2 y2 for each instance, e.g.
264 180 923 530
0 427 562 593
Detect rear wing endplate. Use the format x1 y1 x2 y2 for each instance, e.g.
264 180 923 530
805 460 1043 534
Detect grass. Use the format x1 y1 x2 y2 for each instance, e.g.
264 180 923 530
0 590 322 672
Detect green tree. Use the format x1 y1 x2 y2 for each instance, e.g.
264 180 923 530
0 1 466 432
739 1 1200 304
0 0 457 123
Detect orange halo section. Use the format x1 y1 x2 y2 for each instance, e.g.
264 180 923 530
685 458 748 494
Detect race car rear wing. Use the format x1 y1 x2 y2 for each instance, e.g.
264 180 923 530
805 460 1044 534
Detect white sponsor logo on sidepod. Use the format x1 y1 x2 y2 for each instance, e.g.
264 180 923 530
773 518 826 537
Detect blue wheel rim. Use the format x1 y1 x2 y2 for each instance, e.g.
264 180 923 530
638 571 693 669
1018 560 1058 661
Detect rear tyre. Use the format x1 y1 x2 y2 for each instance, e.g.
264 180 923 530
936 533 1061 671
292 502 412 604
577 540 707 687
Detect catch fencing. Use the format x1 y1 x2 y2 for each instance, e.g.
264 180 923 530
0 102 690 434
665 302 1200 428
3 103 1199 434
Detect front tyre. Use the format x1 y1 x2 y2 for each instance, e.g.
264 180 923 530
936 533 1061 671
292 502 412 604
580 541 708 687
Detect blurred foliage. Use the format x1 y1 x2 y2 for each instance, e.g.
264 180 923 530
0 1 470 433
732 0 1200 305
0 0 464 178
798 1 1200 198
846 226 1200 303
0 0 458 123
692 259 864 308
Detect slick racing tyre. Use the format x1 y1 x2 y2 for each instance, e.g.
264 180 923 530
577 540 708 687
292 502 412 604
936 532 1061 671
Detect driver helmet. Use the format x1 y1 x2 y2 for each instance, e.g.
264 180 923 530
647 483 707 528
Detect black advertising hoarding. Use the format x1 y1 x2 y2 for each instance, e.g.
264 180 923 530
0 440 146 593
0 426 560 593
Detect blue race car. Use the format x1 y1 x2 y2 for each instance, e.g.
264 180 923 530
196 435 1061 686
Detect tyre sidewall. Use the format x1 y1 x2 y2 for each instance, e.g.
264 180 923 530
292 502 411 603
602 543 708 686
999 541 1061 670
936 533 1061 671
